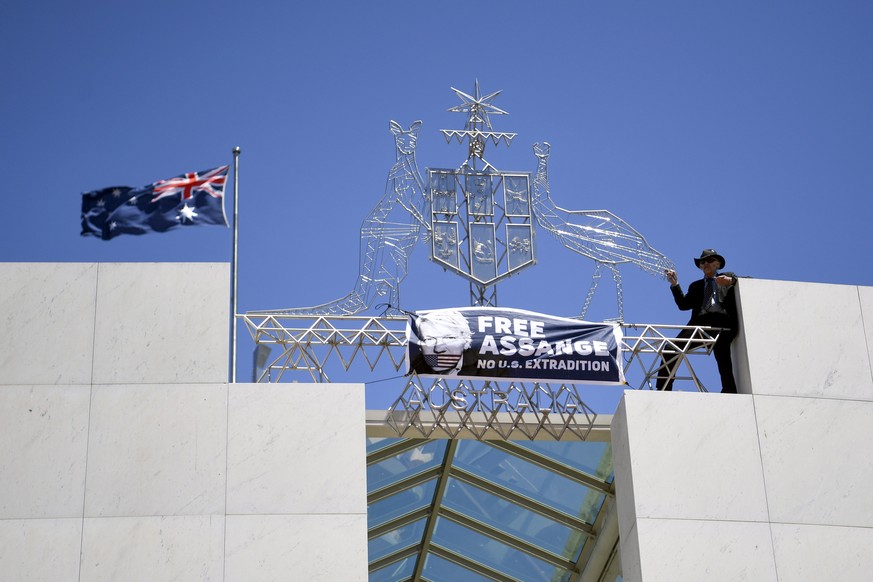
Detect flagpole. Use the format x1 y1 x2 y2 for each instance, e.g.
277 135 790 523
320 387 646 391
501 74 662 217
230 146 241 383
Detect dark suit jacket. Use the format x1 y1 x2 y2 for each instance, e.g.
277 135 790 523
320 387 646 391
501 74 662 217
671 271 739 332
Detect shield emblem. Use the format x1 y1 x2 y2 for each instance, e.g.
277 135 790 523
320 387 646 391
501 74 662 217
428 169 535 285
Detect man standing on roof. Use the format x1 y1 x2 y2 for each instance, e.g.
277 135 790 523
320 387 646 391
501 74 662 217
656 249 739 393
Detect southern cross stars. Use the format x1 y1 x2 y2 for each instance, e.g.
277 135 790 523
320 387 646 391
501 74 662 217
178 203 199 223
447 80 509 131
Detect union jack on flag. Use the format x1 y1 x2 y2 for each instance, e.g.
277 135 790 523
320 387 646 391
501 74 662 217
151 166 228 203
81 165 229 240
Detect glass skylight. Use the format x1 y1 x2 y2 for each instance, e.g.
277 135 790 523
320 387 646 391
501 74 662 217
366 437 615 581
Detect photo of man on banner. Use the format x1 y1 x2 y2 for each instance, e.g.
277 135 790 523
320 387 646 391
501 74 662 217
408 309 474 375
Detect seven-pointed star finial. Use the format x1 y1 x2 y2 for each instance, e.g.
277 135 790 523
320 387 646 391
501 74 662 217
447 80 508 130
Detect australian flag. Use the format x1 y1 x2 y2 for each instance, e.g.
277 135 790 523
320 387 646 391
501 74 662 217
81 165 229 240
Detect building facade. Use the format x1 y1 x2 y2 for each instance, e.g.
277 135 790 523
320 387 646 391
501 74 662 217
1 263 871 580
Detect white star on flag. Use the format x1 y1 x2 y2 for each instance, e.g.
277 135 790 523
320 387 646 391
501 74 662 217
178 204 198 223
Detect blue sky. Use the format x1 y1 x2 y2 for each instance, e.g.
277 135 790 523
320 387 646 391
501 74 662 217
3 1 871 408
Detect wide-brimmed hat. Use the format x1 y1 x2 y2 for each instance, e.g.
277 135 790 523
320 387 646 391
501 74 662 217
694 249 725 269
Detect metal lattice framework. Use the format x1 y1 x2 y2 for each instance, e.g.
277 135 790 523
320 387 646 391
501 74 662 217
242 314 408 383
240 82 704 442
250 82 675 320
385 378 600 441
241 313 721 440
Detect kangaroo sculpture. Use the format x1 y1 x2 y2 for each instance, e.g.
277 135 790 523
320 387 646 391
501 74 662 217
255 120 427 316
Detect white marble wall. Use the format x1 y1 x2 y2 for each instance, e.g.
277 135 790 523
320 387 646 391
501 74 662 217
0 263 369 581
612 392 779 581
0 263 98 385
733 278 873 399
91 263 230 385
0 262 229 386
224 383 369 581
613 279 873 581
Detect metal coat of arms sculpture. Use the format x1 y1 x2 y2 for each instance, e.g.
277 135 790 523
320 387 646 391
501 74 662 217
253 81 675 321
241 82 730 436
429 170 534 286
428 84 535 307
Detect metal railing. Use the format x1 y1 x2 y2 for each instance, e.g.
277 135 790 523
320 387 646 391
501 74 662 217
240 313 722 441
241 314 408 383
241 314 720 387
